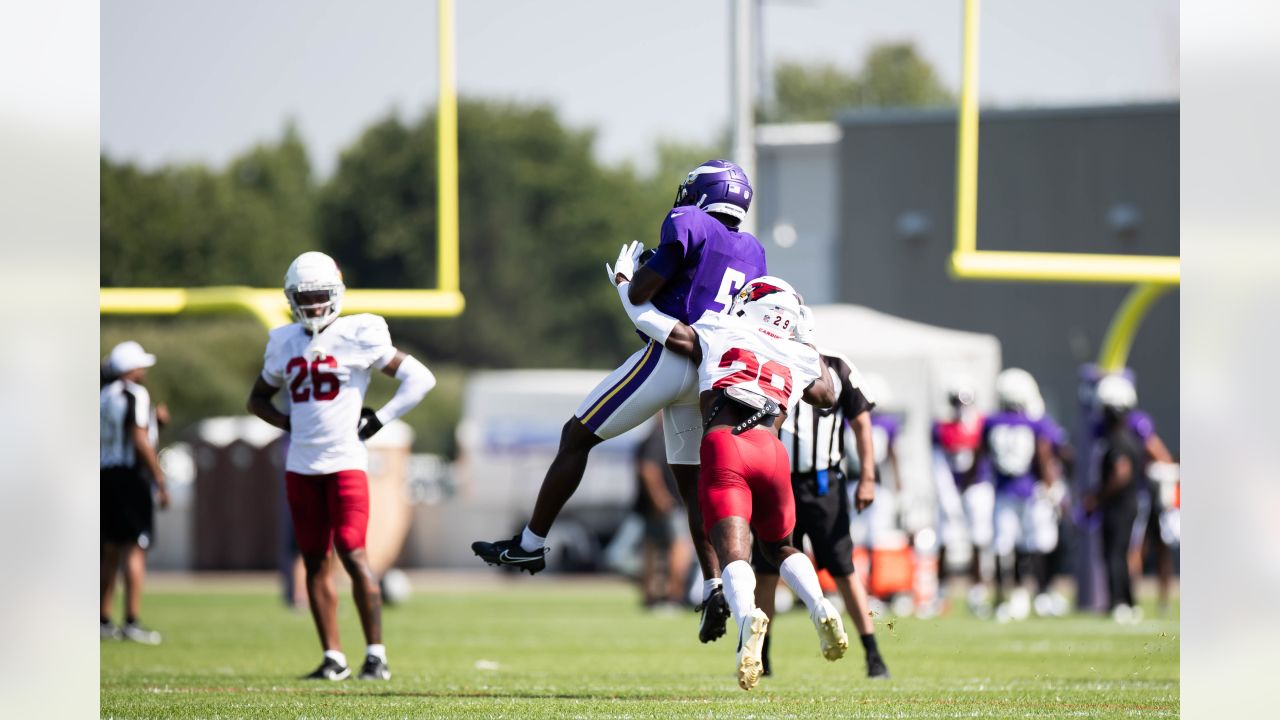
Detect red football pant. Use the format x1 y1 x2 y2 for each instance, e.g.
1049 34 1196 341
285 470 370 556
699 427 795 543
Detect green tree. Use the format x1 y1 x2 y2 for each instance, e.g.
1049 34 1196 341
319 100 678 369
101 125 316 287
766 42 953 123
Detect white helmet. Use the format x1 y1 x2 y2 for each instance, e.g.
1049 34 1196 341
1095 374 1137 411
995 368 1039 413
285 251 345 334
729 276 803 340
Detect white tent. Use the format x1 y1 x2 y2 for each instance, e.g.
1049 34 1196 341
809 304 1002 532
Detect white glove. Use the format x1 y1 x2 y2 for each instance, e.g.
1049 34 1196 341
795 304 816 344
605 240 644 286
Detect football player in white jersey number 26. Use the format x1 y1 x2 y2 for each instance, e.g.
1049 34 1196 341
247 251 436 682
612 252 850 691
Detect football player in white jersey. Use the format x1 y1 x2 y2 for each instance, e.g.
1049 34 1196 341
613 267 849 691
247 251 436 681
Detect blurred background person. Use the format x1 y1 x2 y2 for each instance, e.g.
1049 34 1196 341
931 376 994 616
973 368 1058 623
1117 387 1179 616
100 341 169 644
1086 375 1146 623
634 415 692 609
754 351 889 679
1025 392 1072 617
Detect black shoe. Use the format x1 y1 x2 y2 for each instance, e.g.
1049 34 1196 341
358 655 391 680
471 535 548 575
304 656 351 681
761 633 773 677
695 586 730 643
867 654 890 679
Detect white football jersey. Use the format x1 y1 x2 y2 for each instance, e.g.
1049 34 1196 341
693 313 822 415
261 314 396 474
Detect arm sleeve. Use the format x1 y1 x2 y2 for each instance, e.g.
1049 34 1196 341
842 361 877 412
1129 411 1156 441
643 236 685 280
130 385 151 429
616 281 680 343
375 355 437 425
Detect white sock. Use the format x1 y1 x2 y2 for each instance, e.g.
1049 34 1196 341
366 644 387 662
720 561 757 625
779 553 824 613
520 526 546 553
702 577 723 603
323 649 348 667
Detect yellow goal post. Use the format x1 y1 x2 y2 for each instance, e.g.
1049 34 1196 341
950 0 1178 370
100 0 463 331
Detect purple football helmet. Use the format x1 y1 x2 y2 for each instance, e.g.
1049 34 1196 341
673 159 752 226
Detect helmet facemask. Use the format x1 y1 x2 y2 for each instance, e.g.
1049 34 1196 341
287 284 344 335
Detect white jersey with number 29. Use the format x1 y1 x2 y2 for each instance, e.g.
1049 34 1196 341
261 314 396 474
692 312 822 415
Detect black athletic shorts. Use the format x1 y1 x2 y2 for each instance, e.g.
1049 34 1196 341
101 466 154 547
753 469 855 576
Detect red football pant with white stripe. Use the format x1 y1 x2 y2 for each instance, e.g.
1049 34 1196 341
285 470 370 555
698 427 796 543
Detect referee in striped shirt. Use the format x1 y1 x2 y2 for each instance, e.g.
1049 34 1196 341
753 352 890 679
100 341 169 644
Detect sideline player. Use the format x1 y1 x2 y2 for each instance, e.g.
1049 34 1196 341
754 351 889 679
247 251 436 681
1085 375 1146 622
615 272 848 690
931 377 995 615
473 160 768 644
1088 374 1178 616
101 341 170 644
969 368 1059 622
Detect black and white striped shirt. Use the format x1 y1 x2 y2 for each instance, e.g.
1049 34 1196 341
100 379 151 469
780 354 874 475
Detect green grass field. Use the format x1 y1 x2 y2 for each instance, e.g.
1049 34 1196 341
101 576 1178 719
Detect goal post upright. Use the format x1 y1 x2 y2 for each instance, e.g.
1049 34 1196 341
101 0 464 331
947 0 1178 368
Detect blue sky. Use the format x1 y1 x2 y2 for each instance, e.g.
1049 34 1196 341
102 0 1178 177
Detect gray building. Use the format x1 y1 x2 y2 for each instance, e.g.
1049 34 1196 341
758 103 1178 453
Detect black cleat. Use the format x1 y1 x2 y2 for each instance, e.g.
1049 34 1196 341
867 654 891 679
695 586 731 643
304 656 351 681
358 655 391 680
471 535 548 575
761 633 773 676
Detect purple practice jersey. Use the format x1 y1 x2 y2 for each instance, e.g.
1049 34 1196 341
982 411 1049 499
870 413 900 468
1090 409 1155 443
644 207 768 324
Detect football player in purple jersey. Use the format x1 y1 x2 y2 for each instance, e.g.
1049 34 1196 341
968 368 1059 622
474 160 768 644
1086 374 1178 615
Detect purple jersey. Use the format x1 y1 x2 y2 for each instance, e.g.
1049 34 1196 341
870 413 899 467
982 411 1049 498
1090 409 1155 443
645 207 767 324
